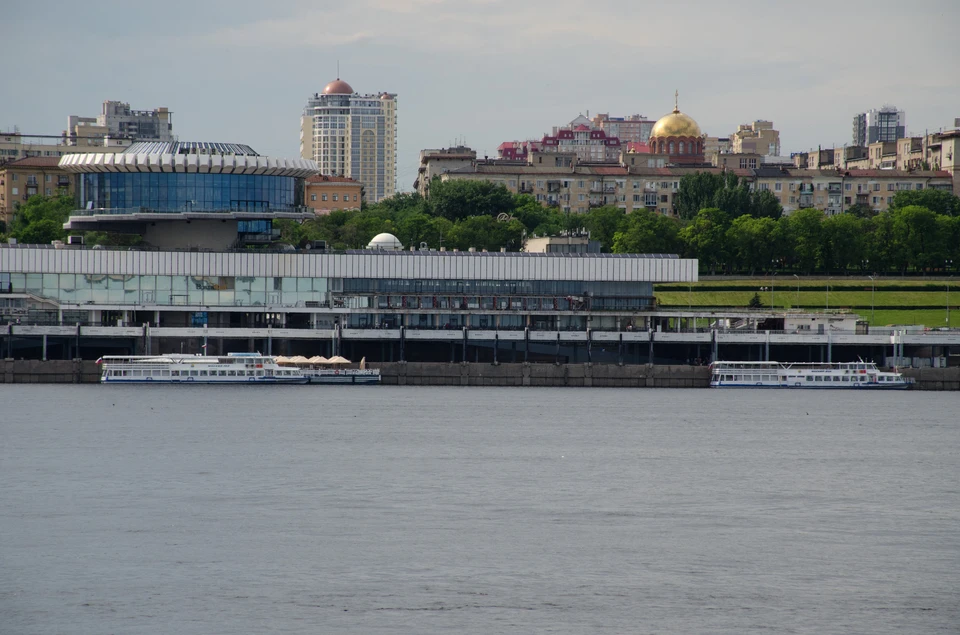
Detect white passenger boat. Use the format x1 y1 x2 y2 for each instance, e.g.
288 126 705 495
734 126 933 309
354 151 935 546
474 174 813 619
300 368 382 385
709 361 910 389
99 352 308 384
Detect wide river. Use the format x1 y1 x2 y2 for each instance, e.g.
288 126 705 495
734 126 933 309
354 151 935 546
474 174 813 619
1 385 958 634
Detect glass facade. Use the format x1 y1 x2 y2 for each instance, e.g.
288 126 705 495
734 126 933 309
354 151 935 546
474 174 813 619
78 173 304 212
5 273 327 307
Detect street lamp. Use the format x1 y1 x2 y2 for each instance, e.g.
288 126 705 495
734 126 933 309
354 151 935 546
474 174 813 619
793 274 800 309
868 275 875 324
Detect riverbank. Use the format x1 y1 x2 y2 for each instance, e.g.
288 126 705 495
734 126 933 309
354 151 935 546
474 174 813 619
3 360 959 390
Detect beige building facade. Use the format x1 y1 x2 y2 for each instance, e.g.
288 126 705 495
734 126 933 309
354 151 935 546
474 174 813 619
0 157 74 225
414 146 477 197
304 175 363 214
730 120 780 156
751 168 953 216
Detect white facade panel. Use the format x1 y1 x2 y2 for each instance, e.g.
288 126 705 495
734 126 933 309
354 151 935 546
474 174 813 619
0 248 696 283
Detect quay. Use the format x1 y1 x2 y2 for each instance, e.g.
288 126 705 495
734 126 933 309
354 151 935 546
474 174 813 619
2 359 959 390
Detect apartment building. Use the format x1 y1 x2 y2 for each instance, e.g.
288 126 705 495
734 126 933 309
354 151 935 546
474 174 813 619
853 106 905 146
300 78 397 203
591 113 654 144
751 168 953 216
66 100 173 145
730 120 780 156
440 149 750 217
0 157 74 225
414 146 477 197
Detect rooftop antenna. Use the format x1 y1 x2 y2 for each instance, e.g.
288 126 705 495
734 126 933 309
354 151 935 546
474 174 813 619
337 60 340 78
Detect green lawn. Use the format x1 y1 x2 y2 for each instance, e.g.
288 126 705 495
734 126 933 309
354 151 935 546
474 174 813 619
655 277 958 327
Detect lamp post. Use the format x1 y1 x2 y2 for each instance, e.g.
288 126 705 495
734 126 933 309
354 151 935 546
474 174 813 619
868 275 875 324
793 274 800 309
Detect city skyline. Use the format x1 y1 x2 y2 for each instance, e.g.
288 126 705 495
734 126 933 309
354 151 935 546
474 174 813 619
3 0 959 193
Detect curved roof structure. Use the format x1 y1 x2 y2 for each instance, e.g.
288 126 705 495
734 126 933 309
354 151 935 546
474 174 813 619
59 147 319 178
367 232 403 250
650 108 702 138
322 78 354 94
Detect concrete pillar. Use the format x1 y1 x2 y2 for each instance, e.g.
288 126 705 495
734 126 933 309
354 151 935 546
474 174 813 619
42 334 48 361
764 331 770 362
493 333 498 365
587 329 592 363
648 331 655 364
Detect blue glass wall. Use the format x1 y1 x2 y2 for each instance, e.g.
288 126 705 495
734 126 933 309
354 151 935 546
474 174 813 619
79 173 304 212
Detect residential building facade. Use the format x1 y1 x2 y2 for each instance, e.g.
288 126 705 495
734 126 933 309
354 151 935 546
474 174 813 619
730 120 780 156
590 113 654 144
852 106 906 147
66 100 173 145
0 157 74 225
414 146 477 197
299 79 397 203
305 175 363 214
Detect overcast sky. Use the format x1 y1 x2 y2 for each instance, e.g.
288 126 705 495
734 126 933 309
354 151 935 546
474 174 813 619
4 0 959 190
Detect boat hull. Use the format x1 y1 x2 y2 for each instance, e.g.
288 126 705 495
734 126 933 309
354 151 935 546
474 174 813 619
711 382 910 389
102 377 309 384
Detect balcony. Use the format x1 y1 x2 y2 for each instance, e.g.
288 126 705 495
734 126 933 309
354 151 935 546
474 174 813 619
518 184 534 194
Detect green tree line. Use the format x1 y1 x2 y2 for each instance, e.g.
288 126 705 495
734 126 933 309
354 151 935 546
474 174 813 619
4 177 960 276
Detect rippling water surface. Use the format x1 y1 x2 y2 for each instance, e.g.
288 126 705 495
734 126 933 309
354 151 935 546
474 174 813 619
2 385 959 634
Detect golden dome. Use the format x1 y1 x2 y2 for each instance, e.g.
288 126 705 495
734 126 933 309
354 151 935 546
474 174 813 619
651 106 702 138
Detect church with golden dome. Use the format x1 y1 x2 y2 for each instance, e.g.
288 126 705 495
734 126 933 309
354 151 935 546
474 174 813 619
648 92 706 165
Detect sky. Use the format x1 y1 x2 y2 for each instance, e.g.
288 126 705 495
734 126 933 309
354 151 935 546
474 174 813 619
4 0 959 191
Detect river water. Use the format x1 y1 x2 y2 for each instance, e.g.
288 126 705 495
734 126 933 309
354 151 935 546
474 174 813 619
1 385 958 634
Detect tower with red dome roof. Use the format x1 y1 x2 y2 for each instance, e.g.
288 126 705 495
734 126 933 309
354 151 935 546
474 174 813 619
300 78 397 202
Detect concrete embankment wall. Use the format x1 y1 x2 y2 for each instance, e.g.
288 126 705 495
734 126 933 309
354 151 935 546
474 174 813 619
1 360 958 390
373 363 710 387
1 359 100 384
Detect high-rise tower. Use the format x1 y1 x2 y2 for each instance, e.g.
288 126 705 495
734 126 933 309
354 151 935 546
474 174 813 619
300 79 397 203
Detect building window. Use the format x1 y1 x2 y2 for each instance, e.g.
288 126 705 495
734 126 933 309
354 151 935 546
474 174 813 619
845 183 852 191
789 196 795 203
310 193 317 201
916 183 923 190
321 193 327 201
887 196 893 204
11 174 16 181
11 187 17 195
844 197 851 204
775 182 782 191
333 194 338 201
887 183 895 191
873 184 880 192
759 183 769 191
354 194 358 201
45 174 51 182
873 196 879 204
740 158 748 169
660 194 668 203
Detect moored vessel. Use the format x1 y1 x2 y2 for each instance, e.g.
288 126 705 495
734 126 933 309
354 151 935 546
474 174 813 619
709 361 910 389
99 352 308 384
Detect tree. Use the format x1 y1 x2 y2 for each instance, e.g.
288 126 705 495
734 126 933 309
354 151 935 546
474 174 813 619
726 215 778 274
750 189 784 220
890 205 943 273
11 195 75 244
612 209 681 254
821 213 866 273
675 172 726 220
748 292 764 308
679 208 730 273
789 208 825 273
578 206 626 252
846 203 876 219
428 179 515 221
890 189 960 217
17 218 64 245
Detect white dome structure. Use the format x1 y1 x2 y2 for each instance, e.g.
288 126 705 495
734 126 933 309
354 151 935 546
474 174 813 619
367 232 403 250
